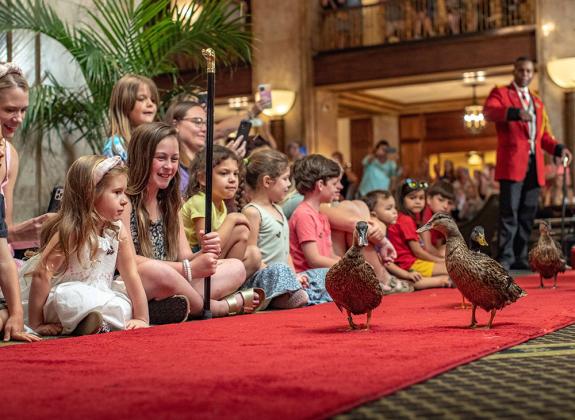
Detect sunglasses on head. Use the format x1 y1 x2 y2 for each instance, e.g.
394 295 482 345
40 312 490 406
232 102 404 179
403 178 429 190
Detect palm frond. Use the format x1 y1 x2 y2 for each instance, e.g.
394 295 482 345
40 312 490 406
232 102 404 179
0 0 252 151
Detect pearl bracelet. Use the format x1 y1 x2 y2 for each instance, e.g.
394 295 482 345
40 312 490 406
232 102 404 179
182 259 192 284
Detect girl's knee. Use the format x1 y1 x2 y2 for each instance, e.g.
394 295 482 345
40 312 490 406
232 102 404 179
233 224 250 241
217 258 246 288
139 262 179 296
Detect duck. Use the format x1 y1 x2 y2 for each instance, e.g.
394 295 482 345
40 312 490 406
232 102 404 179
454 226 489 310
417 213 526 329
528 220 566 288
469 225 489 253
326 221 383 330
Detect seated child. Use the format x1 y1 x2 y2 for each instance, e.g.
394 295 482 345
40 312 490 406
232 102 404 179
243 149 332 309
421 180 455 258
21 156 149 336
387 179 451 289
0 193 39 342
289 155 343 272
181 144 262 279
364 189 440 292
289 154 392 290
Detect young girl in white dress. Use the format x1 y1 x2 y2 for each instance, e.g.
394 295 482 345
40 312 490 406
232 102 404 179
20 155 149 336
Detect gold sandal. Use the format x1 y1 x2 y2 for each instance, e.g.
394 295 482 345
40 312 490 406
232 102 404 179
224 288 266 315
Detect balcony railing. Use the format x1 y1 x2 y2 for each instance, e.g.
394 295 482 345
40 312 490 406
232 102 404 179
318 0 535 52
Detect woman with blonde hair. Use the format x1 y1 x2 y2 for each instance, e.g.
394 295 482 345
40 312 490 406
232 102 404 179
0 62 52 248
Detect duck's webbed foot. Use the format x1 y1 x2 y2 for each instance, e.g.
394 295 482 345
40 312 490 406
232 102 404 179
553 274 558 289
347 310 359 330
364 311 372 330
482 309 497 329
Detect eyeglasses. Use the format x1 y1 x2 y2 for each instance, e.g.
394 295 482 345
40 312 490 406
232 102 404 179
403 178 429 190
181 117 207 127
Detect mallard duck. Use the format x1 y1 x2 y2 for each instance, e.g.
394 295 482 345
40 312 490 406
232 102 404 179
417 213 526 329
326 221 383 330
469 225 489 253
528 221 566 288
454 226 488 310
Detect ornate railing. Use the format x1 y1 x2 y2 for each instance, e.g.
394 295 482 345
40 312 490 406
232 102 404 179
318 0 536 51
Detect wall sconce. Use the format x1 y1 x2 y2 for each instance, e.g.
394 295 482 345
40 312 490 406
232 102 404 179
228 96 250 111
256 89 296 118
547 57 575 89
172 0 203 23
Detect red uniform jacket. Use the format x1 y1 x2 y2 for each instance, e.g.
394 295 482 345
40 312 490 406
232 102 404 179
483 83 563 187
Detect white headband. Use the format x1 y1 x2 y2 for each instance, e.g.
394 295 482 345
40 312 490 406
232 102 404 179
0 62 23 80
93 156 123 185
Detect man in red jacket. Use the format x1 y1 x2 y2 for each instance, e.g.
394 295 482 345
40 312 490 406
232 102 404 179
484 56 571 271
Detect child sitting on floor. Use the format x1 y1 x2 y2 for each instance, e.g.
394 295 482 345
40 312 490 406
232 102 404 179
21 156 149 336
387 179 451 289
288 155 343 273
123 123 252 320
363 189 439 292
103 74 159 162
288 155 393 292
182 145 262 280
243 149 331 309
0 192 39 342
421 181 455 258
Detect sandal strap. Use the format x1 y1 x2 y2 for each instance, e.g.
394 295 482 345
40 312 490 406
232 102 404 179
224 294 241 316
223 288 266 316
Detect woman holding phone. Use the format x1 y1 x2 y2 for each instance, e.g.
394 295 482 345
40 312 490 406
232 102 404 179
165 101 251 195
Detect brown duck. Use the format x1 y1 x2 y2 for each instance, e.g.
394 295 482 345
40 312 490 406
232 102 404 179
528 221 566 288
418 213 526 329
326 221 383 330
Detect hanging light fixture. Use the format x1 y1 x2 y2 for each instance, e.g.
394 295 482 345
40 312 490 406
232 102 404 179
463 72 486 134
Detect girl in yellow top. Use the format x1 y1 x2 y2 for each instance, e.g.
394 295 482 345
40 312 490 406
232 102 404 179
181 145 261 278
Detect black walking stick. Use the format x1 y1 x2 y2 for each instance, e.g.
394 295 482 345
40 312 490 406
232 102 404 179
560 154 569 254
202 48 215 319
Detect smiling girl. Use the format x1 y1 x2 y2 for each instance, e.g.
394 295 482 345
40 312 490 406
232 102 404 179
103 74 159 162
123 123 257 319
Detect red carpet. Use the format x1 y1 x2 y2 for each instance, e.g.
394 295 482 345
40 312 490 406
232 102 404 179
2 273 575 419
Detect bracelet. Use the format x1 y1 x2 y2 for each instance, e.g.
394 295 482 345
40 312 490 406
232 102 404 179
182 259 193 284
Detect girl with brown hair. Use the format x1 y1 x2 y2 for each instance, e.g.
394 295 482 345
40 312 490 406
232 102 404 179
122 122 259 318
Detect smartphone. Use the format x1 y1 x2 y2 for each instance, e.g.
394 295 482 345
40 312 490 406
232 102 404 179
235 119 252 141
197 91 208 104
46 186 64 213
258 84 272 109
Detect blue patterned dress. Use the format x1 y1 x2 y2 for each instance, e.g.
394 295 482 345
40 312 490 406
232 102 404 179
242 203 331 308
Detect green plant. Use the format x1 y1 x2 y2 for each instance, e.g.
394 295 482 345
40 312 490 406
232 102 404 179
0 0 251 152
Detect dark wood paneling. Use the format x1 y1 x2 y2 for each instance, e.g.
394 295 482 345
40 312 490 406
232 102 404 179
400 111 498 169
155 64 253 98
425 110 497 140
314 30 535 86
350 118 373 180
424 137 498 154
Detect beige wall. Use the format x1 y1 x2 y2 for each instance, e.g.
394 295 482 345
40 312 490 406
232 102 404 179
6 1 94 221
537 0 575 147
251 0 316 148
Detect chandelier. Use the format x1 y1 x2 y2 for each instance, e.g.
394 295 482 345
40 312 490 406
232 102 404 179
463 75 486 134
